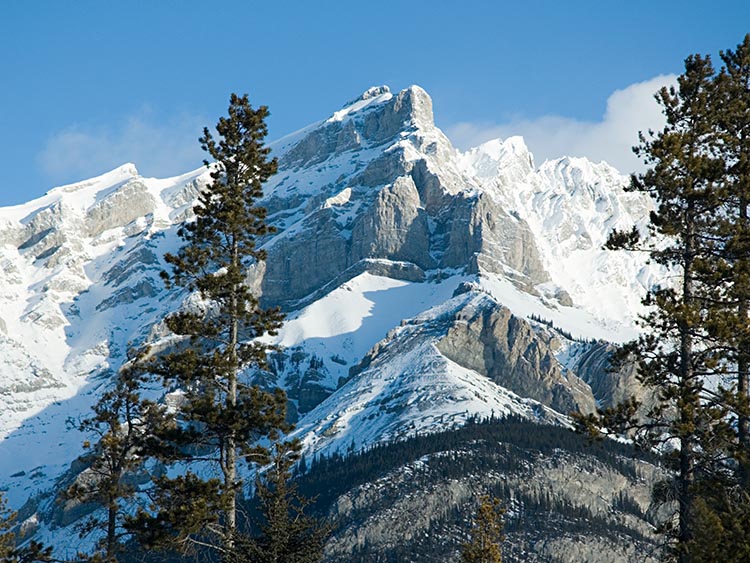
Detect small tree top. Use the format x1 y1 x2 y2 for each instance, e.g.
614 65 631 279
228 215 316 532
461 495 505 563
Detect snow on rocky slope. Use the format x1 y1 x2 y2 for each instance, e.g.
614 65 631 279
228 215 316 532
0 164 211 503
459 137 656 330
0 85 655 541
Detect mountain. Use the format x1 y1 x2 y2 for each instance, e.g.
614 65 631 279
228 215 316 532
0 85 659 561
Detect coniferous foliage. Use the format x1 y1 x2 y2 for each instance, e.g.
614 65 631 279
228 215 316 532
0 492 15 561
710 34 750 483
136 93 288 556
571 38 750 561
290 417 654 563
65 358 170 562
229 440 331 563
460 495 505 563
685 34 750 559
298 415 654 511
574 53 730 562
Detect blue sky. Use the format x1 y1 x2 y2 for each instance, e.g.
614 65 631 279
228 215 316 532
1 1 748 206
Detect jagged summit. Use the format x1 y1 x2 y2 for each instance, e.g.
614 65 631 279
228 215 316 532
337 85 391 112
459 136 535 182
345 85 391 104
51 162 139 194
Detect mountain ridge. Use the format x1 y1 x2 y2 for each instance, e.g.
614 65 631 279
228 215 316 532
0 84 658 560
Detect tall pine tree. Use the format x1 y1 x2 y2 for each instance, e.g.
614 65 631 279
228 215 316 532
137 93 288 557
713 34 750 483
682 34 750 560
576 54 727 562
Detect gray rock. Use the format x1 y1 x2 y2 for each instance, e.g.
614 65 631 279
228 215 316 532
86 180 156 238
350 176 433 269
96 279 158 312
573 341 655 414
441 193 550 290
436 295 596 415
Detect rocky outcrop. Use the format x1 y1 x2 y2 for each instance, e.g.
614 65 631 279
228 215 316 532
573 341 659 417
441 192 549 290
257 86 552 308
436 295 596 415
350 176 432 269
85 179 156 238
314 420 660 563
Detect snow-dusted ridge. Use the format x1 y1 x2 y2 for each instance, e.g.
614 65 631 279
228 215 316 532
0 85 657 550
460 136 657 330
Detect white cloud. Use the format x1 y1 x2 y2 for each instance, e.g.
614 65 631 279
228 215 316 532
37 110 208 184
445 75 677 175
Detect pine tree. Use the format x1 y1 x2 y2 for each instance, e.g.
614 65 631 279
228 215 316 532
681 34 750 560
712 34 750 484
689 480 750 562
460 495 505 563
136 93 288 557
66 357 170 562
575 53 727 562
229 440 330 563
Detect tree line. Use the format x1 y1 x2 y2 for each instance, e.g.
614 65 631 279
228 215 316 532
576 34 750 562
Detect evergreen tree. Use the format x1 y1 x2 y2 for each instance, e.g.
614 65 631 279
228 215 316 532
460 495 505 563
682 34 750 559
711 34 750 484
136 93 288 557
229 440 331 563
66 357 170 562
689 480 750 562
575 53 727 563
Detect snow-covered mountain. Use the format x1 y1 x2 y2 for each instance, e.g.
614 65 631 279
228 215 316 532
0 84 658 557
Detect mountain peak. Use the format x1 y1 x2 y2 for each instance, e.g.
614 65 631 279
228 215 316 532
56 162 139 192
394 85 433 129
330 86 393 123
345 85 391 105
275 85 437 172
460 136 535 180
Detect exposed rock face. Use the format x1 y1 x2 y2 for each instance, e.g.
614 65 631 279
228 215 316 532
573 342 639 408
312 420 661 563
436 295 596 415
572 341 660 419
257 85 552 309
85 179 157 238
441 192 549 290
349 176 432 269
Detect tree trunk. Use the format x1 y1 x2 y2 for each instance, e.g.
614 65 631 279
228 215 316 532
107 501 117 562
225 237 240 548
678 205 697 563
